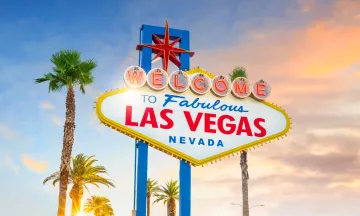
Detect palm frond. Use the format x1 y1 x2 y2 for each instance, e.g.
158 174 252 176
84 195 113 215
153 179 180 205
43 153 115 193
147 178 160 194
229 66 248 81
36 49 96 92
83 184 91 195
43 171 60 186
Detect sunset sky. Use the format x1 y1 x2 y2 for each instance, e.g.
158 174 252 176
1 0 360 215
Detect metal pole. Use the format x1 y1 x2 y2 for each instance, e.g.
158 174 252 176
136 24 150 216
136 141 148 216
138 27 142 66
132 26 142 216
179 30 191 216
132 27 143 216
179 160 191 216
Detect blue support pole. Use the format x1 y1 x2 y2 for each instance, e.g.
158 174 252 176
136 140 148 216
179 160 191 216
136 23 192 216
179 30 191 216
133 27 142 215
136 25 152 216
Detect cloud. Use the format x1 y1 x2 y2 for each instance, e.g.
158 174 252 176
21 154 48 173
39 101 55 109
0 122 16 141
335 0 360 12
190 128 360 211
299 0 315 13
3 154 20 174
0 122 34 149
51 116 63 126
190 0 360 116
329 180 360 189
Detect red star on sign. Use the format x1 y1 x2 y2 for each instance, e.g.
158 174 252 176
136 20 195 71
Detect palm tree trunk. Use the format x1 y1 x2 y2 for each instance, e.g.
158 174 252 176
57 87 76 216
147 193 151 216
167 198 176 216
70 199 79 216
70 185 83 216
240 151 249 216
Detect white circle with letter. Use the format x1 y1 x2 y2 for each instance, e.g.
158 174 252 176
169 70 190 93
124 66 147 88
147 68 169 90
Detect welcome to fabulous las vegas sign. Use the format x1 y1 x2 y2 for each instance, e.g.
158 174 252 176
94 65 291 166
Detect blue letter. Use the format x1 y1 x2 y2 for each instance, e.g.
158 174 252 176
208 139 214 146
198 138 205 145
180 137 186 144
141 95 148 102
189 138 196 145
169 136 176 143
163 94 186 107
217 140 224 147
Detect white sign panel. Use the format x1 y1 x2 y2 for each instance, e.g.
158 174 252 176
95 68 290 166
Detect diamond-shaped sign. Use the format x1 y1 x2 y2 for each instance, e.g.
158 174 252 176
95 69 291 166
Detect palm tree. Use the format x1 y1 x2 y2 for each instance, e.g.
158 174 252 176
147 178 159 216
153 180 179 216
43 153 115 216
229 66 250 216
84 195 114 216
35 49 96 216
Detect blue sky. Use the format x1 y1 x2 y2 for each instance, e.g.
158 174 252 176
1 0 360 215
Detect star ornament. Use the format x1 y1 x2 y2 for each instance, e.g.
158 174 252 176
136 20 195 71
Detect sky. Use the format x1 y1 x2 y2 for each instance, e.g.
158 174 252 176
0 0 360 215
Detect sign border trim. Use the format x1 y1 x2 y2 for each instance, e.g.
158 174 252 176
95 68 291 166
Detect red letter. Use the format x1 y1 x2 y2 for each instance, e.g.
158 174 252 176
160 109 174 129
183 111 203 131
204 113 217 133
234 81 247 94
139 107 158 128
127 70 144 84
254 118 266 137
214 79 227 92
174 74 184 89
125 106 138 126
194 77 205 90
256 83 266 96
152 71 162 87
218 115 236 135
236 117 253 136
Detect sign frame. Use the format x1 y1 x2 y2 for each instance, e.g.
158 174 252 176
95 67 292 166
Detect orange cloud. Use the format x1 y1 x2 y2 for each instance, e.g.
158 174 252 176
39 101 55 109
51 115 63 126
21 155 48 173
299 21 360 76
328 180 360 189
335 0 360 11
